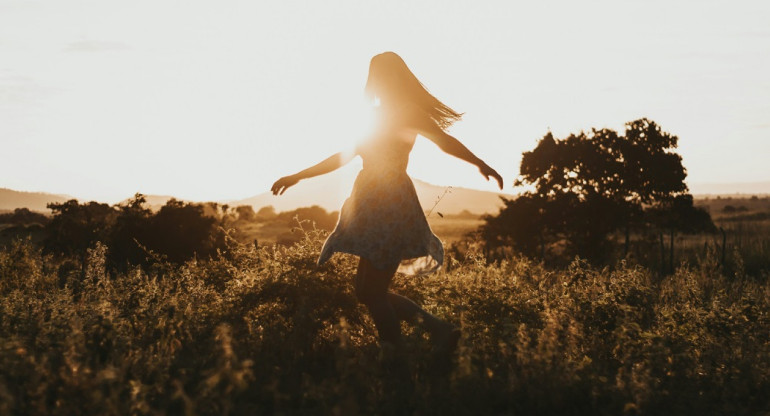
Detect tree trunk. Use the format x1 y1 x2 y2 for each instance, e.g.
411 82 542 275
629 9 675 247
541 241 545 262
624 223 630 256
720 227 727 268
669 228 675 273
659 232 665 276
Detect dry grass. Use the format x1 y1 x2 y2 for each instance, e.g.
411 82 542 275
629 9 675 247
426 217 483 244
1 230 769 415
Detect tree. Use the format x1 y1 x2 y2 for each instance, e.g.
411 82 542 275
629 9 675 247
144 199 222 264
0 208 50 226
255 206 277 221
482 194 555 259
40 195 232 270
44 200 116 259
108 193 152 269
235 205 257 222
647 194 715 273
275 205 338 231
484 118 713 263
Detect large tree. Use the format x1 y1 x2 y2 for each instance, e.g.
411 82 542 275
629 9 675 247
483 118 713 263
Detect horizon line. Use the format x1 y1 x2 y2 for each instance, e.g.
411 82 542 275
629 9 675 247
3 179 770 207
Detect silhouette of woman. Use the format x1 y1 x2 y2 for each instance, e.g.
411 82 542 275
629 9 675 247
271 52 503 352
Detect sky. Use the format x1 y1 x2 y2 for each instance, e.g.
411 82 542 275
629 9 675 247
1 0 769 203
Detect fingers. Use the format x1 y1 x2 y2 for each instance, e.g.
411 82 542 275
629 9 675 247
489 176 502 190
492 171 503 189
271 180 284 195
481 166 504 190
271 179 292 196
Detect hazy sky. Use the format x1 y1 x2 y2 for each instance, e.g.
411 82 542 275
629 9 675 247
1 0 769 203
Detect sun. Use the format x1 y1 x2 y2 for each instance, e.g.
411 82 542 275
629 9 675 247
338 100 378 160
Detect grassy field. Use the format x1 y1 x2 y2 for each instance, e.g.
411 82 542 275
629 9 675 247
230 213 483 246
426 216 484 244
1 197 769 414
695 195 770 218
1 230 769 415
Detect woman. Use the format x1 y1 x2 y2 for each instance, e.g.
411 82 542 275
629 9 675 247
271 52 503 352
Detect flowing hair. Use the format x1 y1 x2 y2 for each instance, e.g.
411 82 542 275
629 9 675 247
364 52 462 131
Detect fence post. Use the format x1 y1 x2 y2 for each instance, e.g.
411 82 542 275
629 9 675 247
669 229 675 274
659 232 665 276
720 227 726 268
624 224 630 256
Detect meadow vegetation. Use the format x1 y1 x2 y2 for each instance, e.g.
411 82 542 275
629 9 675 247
1 180 769 414
1 225 769 415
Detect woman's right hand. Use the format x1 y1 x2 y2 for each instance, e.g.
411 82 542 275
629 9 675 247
271 175 299 195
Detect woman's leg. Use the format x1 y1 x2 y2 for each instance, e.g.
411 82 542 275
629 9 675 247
355 258 457 345
386 292 455 337
355 258 401 344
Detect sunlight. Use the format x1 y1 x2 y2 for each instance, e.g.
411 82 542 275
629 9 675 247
299 98 375 208
339 100 378 161
3 0 769 202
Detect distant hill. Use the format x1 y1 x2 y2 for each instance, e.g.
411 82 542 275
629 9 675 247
13 178 766 217
1 174 510 216
229 170 512 215
412 179 511 215
0 188 183 214
0 188 72 213
689 181 770 197
117 194 179 211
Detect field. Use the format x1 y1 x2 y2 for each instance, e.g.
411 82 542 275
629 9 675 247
1 228 769 415
426 216 485 244
228 212 483 247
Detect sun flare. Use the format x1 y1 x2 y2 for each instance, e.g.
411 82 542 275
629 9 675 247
339 100 378 161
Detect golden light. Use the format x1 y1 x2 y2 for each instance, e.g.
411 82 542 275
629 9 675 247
1 2 768 202
338 99 378 162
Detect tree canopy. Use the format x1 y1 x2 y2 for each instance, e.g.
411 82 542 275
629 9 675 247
43 195 226 268
483 118 714 263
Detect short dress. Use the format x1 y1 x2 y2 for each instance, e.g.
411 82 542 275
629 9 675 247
317 118 444 275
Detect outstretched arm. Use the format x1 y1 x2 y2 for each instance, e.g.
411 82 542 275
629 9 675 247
271 151 355 195
410 115 504 190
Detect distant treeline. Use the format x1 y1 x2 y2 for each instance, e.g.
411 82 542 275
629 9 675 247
237 204 338 230
2 117 768 277
0 208 50 226
0 195 340 271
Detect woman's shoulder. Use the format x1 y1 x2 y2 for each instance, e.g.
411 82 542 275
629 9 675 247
389 102 431 127
395 101 424 116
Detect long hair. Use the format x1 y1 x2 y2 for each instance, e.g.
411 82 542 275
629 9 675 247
364 52 462 131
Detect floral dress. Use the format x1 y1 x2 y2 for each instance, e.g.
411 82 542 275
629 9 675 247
317 111 444 275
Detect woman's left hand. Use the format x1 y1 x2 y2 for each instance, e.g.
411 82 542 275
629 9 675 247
479 163 504 190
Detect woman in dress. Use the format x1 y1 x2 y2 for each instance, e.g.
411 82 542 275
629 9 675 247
271 52 503 352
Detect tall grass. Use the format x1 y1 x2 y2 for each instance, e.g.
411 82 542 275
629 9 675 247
1 231 768 415
645 219 770 279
